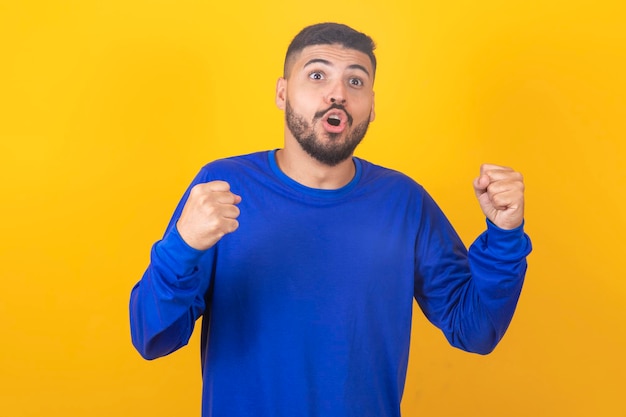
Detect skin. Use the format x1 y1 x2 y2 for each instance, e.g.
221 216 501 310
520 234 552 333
176 180 241 251
473 164 525 230
274 44 376 189
175 44 525 251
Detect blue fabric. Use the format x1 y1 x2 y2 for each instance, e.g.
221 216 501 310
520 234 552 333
129 150 532 417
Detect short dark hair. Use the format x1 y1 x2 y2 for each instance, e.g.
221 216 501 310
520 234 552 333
284 22 377 78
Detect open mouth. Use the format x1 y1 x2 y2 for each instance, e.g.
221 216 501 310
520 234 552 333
327 115 341 127
314 105 352 134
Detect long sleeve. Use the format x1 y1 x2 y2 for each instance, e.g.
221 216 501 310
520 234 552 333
414 193 532 354
129 225 213 359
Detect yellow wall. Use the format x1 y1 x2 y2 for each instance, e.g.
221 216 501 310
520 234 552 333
1 1 624 416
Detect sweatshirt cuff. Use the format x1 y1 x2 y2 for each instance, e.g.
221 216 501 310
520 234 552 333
154 225 208 278
483 219 532 260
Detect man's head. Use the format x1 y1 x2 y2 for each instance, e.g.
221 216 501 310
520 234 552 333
284 23 377 79
277 23 377 167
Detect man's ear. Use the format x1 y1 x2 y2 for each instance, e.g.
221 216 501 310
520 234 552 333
275 77 286 110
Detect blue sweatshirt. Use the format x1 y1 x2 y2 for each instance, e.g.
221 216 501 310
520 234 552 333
130 150 532 417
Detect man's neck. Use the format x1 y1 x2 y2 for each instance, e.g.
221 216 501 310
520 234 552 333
274 144 356 190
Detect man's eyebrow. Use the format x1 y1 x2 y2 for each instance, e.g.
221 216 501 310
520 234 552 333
303 58 331 68
347 64 371 77
303 59 371 78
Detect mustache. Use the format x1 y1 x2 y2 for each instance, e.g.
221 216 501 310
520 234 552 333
314 103 353 125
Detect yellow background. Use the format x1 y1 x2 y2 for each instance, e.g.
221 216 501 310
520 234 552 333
1 1 625 416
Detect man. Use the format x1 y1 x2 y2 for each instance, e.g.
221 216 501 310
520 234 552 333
130 22 532 417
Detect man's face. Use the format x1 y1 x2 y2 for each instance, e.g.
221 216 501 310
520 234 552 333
276 44 375 166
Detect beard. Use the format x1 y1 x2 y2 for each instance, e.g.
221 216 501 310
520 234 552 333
285 100 371 167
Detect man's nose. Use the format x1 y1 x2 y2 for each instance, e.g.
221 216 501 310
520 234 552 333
326 80 346 105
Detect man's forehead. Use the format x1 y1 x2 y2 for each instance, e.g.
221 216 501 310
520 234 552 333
290 44 373 74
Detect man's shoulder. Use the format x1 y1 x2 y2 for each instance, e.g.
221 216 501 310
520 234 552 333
202 150 269 171
194 151 269 177
357 157 424 192
189 151 273 187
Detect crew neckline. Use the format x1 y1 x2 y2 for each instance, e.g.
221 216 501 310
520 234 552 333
268 149 362 199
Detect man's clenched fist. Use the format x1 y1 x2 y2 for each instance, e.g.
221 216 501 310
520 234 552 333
176 181 241 250
473 164 525 230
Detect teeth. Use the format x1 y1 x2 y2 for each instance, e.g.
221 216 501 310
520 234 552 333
328 116 341 126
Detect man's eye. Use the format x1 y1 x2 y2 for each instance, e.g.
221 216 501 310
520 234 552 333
349 78 363 87
309 72 324 80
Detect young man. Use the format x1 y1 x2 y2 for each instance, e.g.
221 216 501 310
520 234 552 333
130 22 532 417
